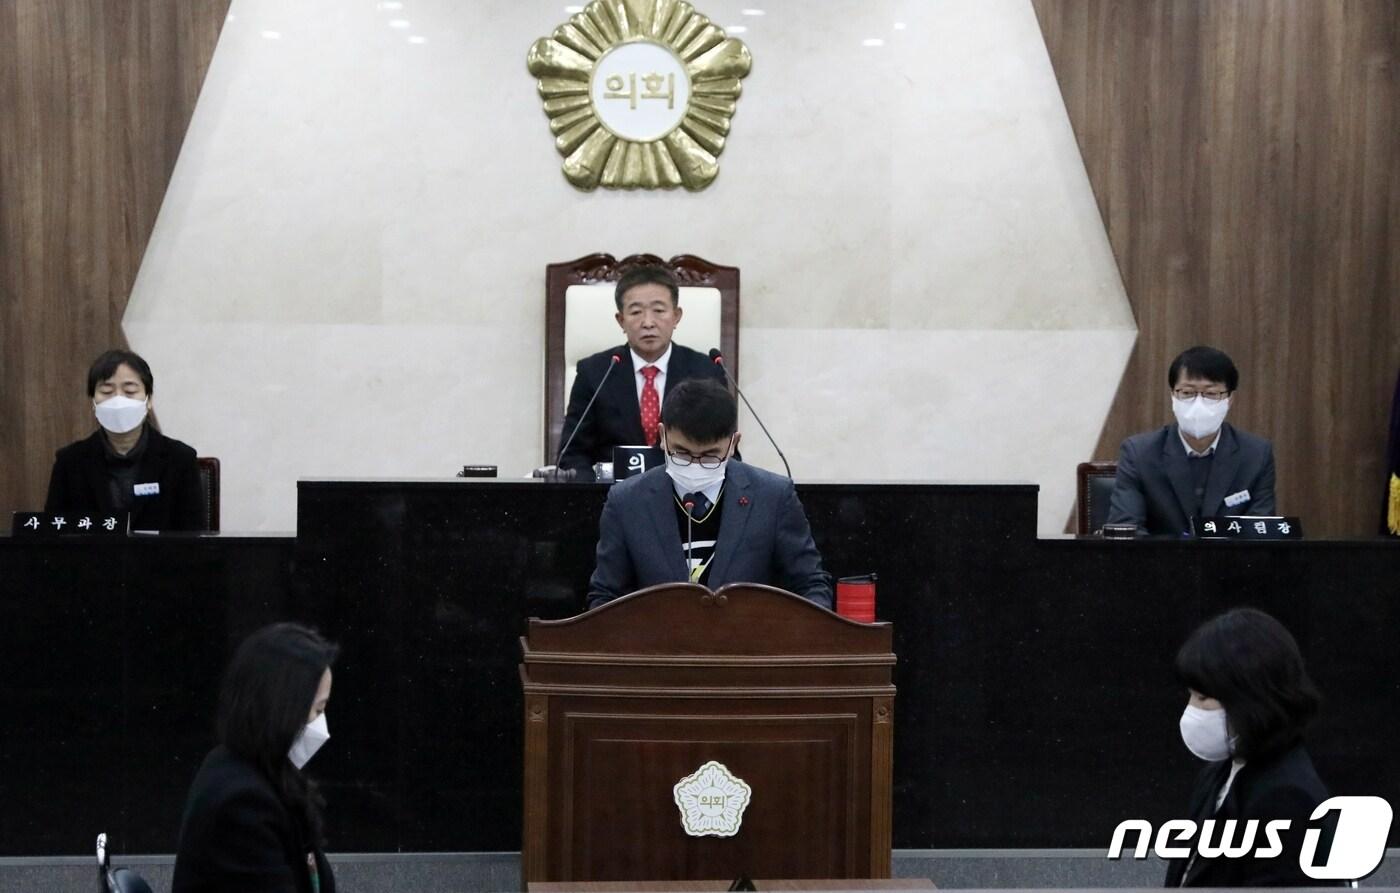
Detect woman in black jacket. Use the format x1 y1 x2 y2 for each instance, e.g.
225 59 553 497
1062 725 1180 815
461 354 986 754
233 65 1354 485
44 349 204 531
173 623 339 893
1165 608 1339 887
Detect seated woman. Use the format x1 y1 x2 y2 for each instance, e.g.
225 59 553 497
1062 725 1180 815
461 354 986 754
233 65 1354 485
44 348 204 531
1167 607 1339 887
173 623 339 893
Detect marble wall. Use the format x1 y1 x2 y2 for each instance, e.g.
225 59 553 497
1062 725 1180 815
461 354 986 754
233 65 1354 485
124 0 1135 532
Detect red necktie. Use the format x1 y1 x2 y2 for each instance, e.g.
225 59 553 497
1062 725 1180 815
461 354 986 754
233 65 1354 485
640 365 660 446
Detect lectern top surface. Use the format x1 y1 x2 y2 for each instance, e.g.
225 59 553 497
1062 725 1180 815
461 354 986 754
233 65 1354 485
527 881 936 892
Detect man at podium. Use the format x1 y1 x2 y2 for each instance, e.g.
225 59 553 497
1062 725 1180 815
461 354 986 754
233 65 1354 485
587 379 832 610
558 265 727 476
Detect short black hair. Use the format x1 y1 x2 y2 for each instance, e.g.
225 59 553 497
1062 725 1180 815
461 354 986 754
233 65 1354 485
614 265 679 311
218 623 339 845
1175 608 1320 761
1168 346 1239 391
661 379 736 444
87 349 154 397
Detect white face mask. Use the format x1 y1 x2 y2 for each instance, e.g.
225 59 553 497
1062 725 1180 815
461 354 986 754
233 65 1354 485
663 434 733 494
94 395 148 434
1179 704 1233 761
665 454 728 494
288 713 329 769
1172 394 1230 440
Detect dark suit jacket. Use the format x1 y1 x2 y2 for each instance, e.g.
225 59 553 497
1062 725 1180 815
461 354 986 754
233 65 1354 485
44 427 205 531
172 746 336 893
558 342 727 473
1163 744 1340 887
1106 423 1276 535
587 460 833 610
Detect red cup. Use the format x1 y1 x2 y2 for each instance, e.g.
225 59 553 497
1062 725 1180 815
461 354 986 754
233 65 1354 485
836 574 878 623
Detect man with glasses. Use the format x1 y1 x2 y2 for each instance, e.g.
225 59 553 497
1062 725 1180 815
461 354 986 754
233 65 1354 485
1107 345 1276 535
586 379 832 610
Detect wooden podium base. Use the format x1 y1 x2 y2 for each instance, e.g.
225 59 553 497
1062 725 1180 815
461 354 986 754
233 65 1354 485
520 584 897 886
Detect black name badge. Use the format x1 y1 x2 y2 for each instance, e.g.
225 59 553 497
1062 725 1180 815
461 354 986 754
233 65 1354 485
612 445 664 481
1194 516 1303 539
11 511 130 537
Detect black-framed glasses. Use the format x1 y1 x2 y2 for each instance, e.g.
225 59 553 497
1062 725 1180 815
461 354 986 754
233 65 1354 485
1172 388 1231 403
663 435 734 469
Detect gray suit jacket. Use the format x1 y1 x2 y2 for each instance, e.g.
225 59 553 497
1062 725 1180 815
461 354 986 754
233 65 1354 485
587 461 833 610
1106 422 1276 535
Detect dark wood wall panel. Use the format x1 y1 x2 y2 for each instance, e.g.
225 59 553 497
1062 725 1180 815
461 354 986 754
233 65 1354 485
1033 0 1400 536
0 0 230 521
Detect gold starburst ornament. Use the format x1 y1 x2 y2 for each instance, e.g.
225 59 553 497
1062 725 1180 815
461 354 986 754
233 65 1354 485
526 0 752 191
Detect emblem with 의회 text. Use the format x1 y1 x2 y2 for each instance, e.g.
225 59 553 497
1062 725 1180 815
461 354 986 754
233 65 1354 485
526 0 752 191
673 760 752 837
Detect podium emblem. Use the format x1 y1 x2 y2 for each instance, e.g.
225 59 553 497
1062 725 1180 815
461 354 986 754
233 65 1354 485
673 760 752 837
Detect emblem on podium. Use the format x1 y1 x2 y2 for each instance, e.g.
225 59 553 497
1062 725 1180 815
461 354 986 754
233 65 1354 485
673 760 752 837
526 0 752 191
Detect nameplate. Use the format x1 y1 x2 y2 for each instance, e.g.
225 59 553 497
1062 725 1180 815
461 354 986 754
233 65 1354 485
12 512 130 537
456 465 498 478
1193 516 1302 539
613 445 664 481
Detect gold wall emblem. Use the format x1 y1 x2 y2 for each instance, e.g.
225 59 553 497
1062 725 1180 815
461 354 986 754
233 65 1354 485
526 0 752 191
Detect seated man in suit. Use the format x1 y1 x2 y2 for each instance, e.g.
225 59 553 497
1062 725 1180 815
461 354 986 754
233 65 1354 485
558 265 727 477
1107 345 1276 535
588 379 832 610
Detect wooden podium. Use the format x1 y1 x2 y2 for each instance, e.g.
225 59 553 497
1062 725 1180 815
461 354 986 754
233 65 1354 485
519 584 896 886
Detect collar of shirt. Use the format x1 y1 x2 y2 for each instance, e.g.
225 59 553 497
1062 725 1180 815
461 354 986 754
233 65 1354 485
1213 758 1247 811
1179 428 1221 458
669 471 725 507
632 343 672 405
631 342 672 379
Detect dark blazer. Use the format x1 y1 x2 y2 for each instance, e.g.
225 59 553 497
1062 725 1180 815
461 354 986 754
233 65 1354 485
1163 744 1340 887
172 746 336 893
558 342 727 472
44 427 205 531
587 460 833 610
1106 423 1276 535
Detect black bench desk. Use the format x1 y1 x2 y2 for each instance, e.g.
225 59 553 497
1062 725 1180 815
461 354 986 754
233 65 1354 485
1 478 1395 855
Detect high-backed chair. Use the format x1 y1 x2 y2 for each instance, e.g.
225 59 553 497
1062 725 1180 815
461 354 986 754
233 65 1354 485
543 254 739 463
1076 460 1119 535
196 457 220 532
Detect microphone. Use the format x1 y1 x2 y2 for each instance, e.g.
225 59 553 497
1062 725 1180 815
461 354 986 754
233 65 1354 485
553 354 623 475
708 349 791 479
683 498 696 582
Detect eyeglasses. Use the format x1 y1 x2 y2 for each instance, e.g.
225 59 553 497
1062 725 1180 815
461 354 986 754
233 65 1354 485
667 451 727 468
663 435 733 468
1172 388 1231 403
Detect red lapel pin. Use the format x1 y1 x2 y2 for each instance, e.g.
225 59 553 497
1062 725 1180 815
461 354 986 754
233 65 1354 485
738 496 750 507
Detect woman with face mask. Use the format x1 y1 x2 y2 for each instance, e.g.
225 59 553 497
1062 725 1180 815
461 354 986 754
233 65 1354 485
1165 608 1341 887
173 623 339 893
43 348 205 531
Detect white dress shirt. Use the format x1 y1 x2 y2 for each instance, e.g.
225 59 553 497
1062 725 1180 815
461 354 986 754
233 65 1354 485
1179 428 1222 458
1214 759 1246 811
631 343 672 404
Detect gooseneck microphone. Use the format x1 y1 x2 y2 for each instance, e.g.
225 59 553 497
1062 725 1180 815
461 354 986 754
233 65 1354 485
553 353 623 473
683 499 696 582
708 349 792 479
